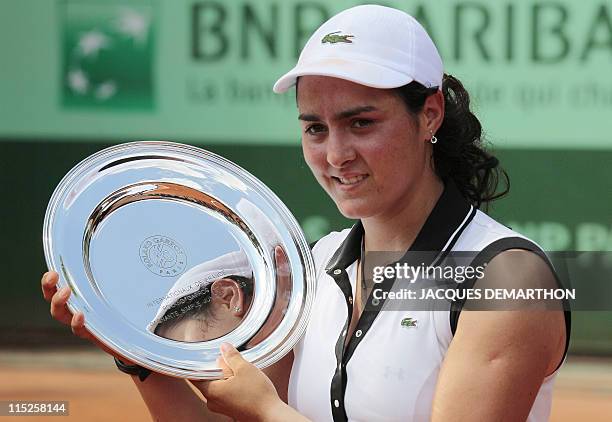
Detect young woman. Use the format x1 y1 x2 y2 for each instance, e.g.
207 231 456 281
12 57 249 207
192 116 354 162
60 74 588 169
42 5 569 421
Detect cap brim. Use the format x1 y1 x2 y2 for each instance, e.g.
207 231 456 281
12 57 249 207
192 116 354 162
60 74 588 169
273 57 414 93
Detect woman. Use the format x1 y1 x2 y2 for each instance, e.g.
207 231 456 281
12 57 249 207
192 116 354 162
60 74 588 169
42 5 569 421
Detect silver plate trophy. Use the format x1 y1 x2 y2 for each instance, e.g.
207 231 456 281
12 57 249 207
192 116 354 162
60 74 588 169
43 141 316 379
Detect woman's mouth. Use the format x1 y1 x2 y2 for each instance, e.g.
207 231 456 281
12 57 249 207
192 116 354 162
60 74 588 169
332 174 368 186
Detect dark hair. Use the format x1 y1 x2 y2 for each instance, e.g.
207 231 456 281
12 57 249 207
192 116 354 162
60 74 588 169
154 275 253 337
394 74 509 209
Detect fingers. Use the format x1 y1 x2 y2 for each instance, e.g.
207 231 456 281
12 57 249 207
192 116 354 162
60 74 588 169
42 272 122 357
41 271 59 302
220 343 247 372
68 311 96 343
216 354 234 378
50 285 73 325
70 311 88 338
69 311 126 358
68 311 109 351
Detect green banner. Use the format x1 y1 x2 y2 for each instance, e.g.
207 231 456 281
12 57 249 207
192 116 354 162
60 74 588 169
1 0 611 148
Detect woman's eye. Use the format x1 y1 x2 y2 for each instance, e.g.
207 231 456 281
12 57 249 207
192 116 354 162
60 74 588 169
352 119 373 129
305 124 327 135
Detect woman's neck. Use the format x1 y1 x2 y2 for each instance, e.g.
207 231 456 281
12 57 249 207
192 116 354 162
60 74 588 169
361 178 444 252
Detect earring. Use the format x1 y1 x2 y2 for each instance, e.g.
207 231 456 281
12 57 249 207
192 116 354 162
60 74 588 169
429 130 438 144
233 306 241 312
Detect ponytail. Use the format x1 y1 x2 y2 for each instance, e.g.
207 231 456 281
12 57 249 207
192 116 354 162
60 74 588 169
394 74 510 209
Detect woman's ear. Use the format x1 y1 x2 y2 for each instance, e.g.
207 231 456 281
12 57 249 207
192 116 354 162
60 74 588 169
420 89 445 137
210 278 246 316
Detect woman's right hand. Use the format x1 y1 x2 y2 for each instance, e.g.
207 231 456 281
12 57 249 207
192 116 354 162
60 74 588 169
42 271 237 420
41 271 134 364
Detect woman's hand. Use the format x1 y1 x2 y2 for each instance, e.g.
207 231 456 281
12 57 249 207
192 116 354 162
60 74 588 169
192 343 281 421
41 271 134 363
192 344 309 422
42 271 237 422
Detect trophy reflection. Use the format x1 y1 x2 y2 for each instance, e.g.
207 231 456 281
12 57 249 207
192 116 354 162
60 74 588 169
148 251 254 342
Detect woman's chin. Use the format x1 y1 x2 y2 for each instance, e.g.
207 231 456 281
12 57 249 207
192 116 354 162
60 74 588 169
335 200 375 220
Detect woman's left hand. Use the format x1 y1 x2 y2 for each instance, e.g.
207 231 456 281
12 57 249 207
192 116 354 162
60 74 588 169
191 343 284 422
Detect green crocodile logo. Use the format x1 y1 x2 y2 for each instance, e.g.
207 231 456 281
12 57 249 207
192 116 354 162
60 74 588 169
322 31 354 44
401 317 417 328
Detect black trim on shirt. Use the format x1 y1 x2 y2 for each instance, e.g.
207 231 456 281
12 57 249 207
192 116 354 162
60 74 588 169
324 181 474 422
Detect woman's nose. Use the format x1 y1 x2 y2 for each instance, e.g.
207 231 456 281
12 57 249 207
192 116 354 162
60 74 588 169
326 131 356 168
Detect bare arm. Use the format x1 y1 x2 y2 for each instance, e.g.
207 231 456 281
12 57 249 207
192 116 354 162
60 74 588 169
125 347 294 422
431 251 567 421
122 322 294 421
132 374 232 422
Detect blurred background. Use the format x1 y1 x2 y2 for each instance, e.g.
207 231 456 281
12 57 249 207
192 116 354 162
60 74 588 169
0 0 610 420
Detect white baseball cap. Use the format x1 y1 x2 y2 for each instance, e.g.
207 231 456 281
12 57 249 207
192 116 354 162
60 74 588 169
273 4 443 93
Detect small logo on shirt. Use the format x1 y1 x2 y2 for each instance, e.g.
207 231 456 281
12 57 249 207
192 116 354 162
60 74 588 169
321 31 354 44
400 317 417 328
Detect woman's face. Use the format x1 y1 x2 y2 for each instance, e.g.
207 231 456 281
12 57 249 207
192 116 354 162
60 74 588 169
297 76 438 220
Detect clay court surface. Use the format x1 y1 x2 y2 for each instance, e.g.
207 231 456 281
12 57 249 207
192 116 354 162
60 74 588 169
1 350 610 421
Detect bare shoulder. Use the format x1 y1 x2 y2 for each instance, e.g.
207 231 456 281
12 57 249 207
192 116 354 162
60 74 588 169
456 248 567 376
431 250 568 420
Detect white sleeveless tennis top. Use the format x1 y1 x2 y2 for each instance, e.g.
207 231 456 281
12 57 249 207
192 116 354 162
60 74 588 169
288 182 570 422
